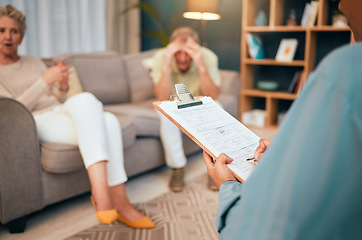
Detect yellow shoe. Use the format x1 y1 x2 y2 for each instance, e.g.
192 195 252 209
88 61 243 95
117 213 156 229
90 196 117 224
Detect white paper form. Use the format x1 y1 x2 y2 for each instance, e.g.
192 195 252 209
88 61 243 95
158 96 260 181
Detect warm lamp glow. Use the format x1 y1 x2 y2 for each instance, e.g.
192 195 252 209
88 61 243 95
183 0 221 46
183 12 220 20
183 0 221 21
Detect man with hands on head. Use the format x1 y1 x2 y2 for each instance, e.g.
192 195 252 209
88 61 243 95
153 28 220 101
151 26 221 192
203 1 362 239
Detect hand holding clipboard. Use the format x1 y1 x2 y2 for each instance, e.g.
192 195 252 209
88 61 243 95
153 84 260 182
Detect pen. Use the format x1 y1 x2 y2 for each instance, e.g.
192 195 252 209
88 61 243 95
246 157 255 161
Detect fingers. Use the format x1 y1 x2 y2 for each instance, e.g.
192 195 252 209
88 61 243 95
52 58 69 66
186 37 199 48
57 64 70 80
164 42 181 65
213 153 236 189
184 38 203 66
254 138 271 161
184 43 199 54
183 46 195 58
43 64 70 85
62 68 69 81
203 151 214 169
254 145 264 161
215 153 233 166
186 38 200 51
186 44 199 54
51 58 69 74
254 154 262 162
166 42 181 54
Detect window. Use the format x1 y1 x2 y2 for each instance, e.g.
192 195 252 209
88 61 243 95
1 0 107 58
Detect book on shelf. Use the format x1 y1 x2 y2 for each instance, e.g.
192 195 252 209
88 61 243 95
246 33 265 60
301 3 311 26
287 70 301 93
301 1 319 27
294 71 305 94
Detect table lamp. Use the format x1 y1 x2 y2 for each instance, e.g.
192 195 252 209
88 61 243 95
183 0 221 46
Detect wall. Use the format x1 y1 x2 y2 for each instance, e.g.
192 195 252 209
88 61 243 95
140 0 242 72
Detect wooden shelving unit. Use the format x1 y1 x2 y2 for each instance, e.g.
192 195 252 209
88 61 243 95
240 0 352 128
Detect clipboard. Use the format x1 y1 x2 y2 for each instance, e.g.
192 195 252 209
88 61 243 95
153 84 261 182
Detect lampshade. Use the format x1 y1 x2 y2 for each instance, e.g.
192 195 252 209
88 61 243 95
183 0 221 20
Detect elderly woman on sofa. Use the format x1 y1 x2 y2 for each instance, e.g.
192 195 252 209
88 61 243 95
0 4 154 228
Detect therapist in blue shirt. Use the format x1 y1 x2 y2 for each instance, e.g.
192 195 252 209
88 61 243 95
203 0 362 239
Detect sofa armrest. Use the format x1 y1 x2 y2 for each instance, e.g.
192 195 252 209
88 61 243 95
219 69 241 96
0 98 43 224
217 70 241 119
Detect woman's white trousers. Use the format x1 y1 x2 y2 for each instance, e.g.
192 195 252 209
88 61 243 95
34 92 127 186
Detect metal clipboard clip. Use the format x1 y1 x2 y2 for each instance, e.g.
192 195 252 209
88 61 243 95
174 83 203 109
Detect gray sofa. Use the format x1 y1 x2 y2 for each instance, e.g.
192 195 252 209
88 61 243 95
0 49 240 233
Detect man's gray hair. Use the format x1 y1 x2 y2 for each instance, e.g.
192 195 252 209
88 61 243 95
170 27 199 43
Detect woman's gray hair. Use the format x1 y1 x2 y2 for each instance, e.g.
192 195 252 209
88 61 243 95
0 5 26 38
170 27 199 44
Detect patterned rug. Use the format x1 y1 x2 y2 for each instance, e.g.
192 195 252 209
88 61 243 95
64 174 219 240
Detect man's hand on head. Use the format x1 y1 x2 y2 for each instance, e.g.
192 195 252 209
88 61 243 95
164 41 182 67
184 37 204 69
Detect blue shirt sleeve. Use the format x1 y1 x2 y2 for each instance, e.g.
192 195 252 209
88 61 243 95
215 43 362 240
215 181 243 232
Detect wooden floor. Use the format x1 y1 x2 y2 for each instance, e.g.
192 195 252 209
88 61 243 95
0 127 276 240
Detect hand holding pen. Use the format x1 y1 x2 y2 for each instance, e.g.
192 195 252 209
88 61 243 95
246 138 272 164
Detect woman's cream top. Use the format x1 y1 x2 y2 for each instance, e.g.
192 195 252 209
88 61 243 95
0 56 66 114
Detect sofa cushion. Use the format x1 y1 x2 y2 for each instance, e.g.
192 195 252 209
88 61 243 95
40 115 136 174
113 114 137 149
104 98 160 138
41 142 84 173
123 49 159 103
63 52 130 104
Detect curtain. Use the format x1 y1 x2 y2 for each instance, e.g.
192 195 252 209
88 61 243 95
0 0 107 58
107 0 140 54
